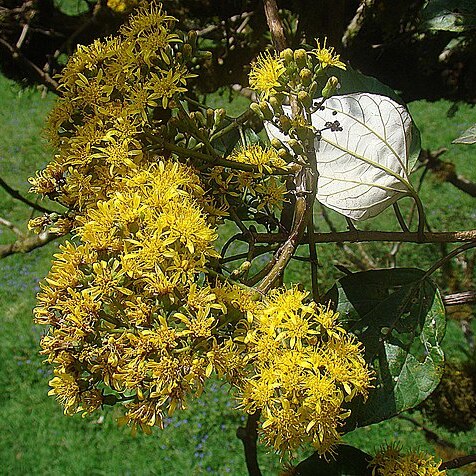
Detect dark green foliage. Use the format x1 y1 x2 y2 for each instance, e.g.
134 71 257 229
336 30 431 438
293 445 372 476
326 268 446 429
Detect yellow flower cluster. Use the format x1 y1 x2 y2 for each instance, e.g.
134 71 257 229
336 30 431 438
29 3 190 214
248 40 345 100
30 3 241 434
249 52 286 99
370 445 446 476
29 1 372 456
238 287 372 455
209 144 288 213
36 163 238 430
312 38 346 70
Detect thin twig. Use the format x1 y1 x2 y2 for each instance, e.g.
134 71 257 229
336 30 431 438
397 414 455 449
16 22 30 49
443 291 476 306
220 245 275 264
0 230 59 259
423 242 476 280
236 412 262 476
248 229 476 244
0 176 55 214
393 203 409 232
440 454 476 471
221 233 243 260
388 162 430 265
0 37 59 93
228 208 250 235
0 217 24 237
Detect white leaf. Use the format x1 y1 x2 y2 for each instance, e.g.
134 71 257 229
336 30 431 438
265 93 417 221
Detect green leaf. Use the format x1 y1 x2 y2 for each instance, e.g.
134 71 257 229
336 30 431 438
326 268 446 429
210 125 240 156
452 124 476 144
420 0 476 32
327 66 404 105
211 123 262 155
294 445 372 476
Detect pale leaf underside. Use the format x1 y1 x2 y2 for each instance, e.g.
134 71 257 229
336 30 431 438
266 93 416 221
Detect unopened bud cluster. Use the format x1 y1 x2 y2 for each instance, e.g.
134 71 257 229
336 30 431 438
248 42 345 161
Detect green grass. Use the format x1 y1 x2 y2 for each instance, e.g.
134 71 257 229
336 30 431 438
0 73 475 474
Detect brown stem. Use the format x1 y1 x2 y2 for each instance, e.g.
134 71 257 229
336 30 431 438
257 190 309 293
0 217 24 237
255 0 315 294
248 229 476 244
236 412 262 476
262 0 287 52
0 38 59 94
397 414 455 449
447 174 476 197
308 210 319 302
443 291 476 306
440 454 476 471
0 230 59 259
421 148 476 197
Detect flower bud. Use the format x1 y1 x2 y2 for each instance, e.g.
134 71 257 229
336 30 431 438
269 96 283 115
191 111 206 126
199 50 213 61
299 68 313 86
278 147 292 161
187 30 197 49
250 102 264 119
295 126 314 142
294 49 308 69
271 138 283 149
287 139 304 155
214 108 226 126
259 101 274 120
182 43 192 58
230 260 251 278
206 108 214 128
322 76 339 98
278 114 291 133
298 90 312 109
280 48 294 65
